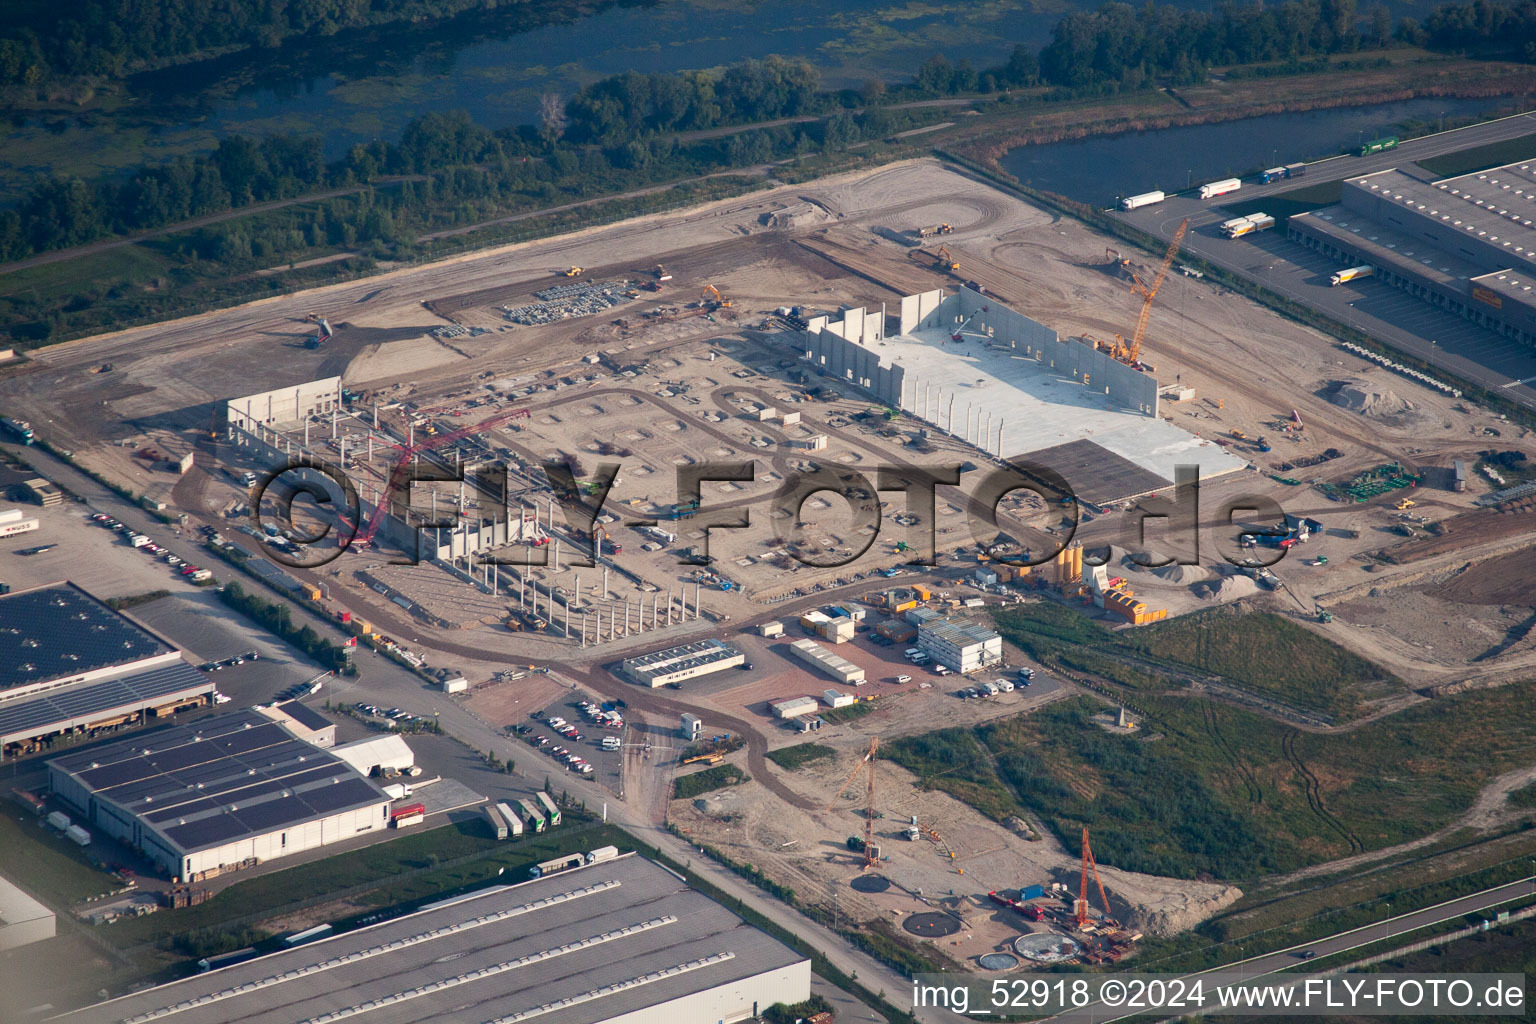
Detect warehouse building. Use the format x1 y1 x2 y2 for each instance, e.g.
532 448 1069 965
621 639 745 687
0 872 55 951
788 638 866 684
48 708 392 882
57 853 810 1024
918 617 1003 674
1289 162 1536 345
0 582 214 762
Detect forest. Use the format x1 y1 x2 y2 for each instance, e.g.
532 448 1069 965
0 0 590 87
3 0 1533 343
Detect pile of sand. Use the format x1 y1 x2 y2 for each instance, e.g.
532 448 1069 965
1324 378 1417 421
1153 562 1209 585
1193 575 1258 601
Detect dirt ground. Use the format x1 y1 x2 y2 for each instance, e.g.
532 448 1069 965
669 728 1241 954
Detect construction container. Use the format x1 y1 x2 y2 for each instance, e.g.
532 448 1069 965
1020 884 1045 900
1198 178 1241 199
65 824 91 846
822 689 855 709
585 845 621 864
758 620 785 638
875 619 916 643
46 811 70 831
1120 191 1165 211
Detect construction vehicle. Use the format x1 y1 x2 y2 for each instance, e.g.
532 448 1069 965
682 752 724 766
654 264 672 282
564 266 584 277
1075 827 1114 929
934 245 959 272
701 284 731 309
1094 218 1187 372
916 223 953 238
827 738 880 869
1394 498 1417 510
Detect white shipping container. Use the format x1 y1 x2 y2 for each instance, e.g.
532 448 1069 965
0 508 22 524
1198 178 1242 200
66 824 91 845
1120 190 1166 211
585 845 621 864
47 811 70 831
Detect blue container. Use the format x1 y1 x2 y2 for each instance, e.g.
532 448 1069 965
1020 884 1045 900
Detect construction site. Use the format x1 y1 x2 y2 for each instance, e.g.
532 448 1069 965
4 156 1536 971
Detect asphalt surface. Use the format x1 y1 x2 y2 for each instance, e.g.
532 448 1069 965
1112 109 1536 410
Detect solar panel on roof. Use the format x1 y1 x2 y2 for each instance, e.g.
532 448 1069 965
0 583 173 692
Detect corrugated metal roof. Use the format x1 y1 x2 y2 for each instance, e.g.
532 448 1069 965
54 856 807 1024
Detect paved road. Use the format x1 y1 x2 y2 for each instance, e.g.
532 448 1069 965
4 439 944 1023
1113 109 1536 410
1052 877 1536 1023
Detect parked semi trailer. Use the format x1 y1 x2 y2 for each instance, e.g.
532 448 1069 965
1198 178 1242 200
1358 136 1399 157
1120 191 1165 211
1330 265 1374 286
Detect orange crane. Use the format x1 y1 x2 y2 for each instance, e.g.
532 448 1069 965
702 284 731 309
935 245 959 272
826 737 880 869
351 407 530 549
1096 218 1187 369
1074 826 1113 928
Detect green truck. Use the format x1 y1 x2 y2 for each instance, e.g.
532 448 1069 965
1357 135 1399 157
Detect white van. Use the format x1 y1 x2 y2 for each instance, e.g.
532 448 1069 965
601 736 621 751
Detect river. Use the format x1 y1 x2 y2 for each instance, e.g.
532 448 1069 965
999 96 1510 206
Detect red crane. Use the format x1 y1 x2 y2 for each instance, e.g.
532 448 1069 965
1074 826 1112 928
350 407 530 549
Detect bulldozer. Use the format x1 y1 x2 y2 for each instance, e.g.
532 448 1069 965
563 266 584 277
1394 498 1417 510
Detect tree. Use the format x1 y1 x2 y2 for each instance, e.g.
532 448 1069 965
538 93 568 148
1371 3 1393 44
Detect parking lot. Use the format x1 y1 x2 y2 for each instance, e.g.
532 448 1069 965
512 692 626 793
1118 201 1536 408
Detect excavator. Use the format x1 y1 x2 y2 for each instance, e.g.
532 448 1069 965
563 266 584 277
1095 218 1187 372
934 245 959 273
702 284 731 309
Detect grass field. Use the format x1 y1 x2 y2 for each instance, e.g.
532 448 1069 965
887 677 1536 882
1416 134 1536 178
766 743 837 770
673 763 749 800
0 809 123 906
992 603 1393 718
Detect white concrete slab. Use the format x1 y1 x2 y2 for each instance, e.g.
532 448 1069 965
883 328 1247 485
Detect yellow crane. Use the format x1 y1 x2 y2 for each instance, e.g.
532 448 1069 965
1096 218 1187 369
826 738 880 869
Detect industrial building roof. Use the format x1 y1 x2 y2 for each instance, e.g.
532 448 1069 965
57 854 808 1024
918 617 999 647
0 582 173 692
621 639 741 675
1350 164 1536 274
0 661 212 741
48 709 388 854
276 701 333 733
1291 206 1490 287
